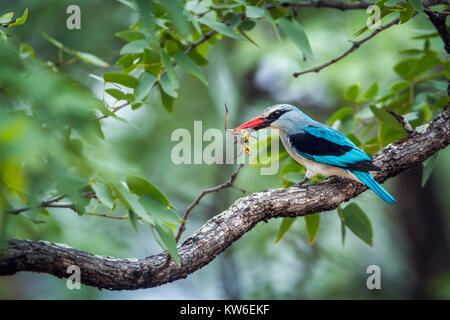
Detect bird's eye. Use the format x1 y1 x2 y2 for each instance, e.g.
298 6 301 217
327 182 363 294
271 110 281 119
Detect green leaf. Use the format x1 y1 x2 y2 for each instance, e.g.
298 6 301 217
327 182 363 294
326 107 353 126
70 195 90 215
246 6 265 18
370 105 406 132
346 133 362 147
118 0 139 11
44 33 109 67
162 0 191 38
21 211 46 224
111 183 154 223
389 80 410 92
129 210 139 232
132 102 143 110
410 52 441 78
399 3 414 24
140 194 179 227
435 96 449 109
412 32 438 39
409 0 424 12
264 8 281 40
0 30 7 43
126 175 173 208
173 51 208 85
398 48 423 55
378 121 407 146
345 83 361 102
91 182 115 210
278 17 313 60
0 12 14 24
354 4 391 37
238 28 260 47
241 20 256 31
395 53 440 80
160 84 175 112
422 152 438 187
40 208 51 216
19 43 35 59
76 52 109 67
106 89 129 101
275 217 296 243
337 206 346 247
103 73 139 88
43 32 64 49
444 60 450 78
341 203 373 246
159 74 178 98
164 40 179 56
154 221 180 266
160 50 179 86
362 82 379 100
120 39 150 54
305 213 320 244
117 54 134 68
199 17 245 40
6 8 28 28
115 30 146 42
229 14 242 29
134 72 156 101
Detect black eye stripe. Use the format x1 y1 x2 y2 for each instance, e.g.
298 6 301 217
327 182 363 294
268 109 288 120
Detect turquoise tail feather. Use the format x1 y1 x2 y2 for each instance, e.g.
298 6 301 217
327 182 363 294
351 171 396 204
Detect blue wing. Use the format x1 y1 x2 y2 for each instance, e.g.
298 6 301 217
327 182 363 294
288 125 378 171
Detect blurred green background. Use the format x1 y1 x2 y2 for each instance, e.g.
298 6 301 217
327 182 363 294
0 0 449 299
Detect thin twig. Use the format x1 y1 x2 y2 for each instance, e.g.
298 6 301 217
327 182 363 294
175 164 245 243
96 101 130 120
85 211 142 221
158 164 245 270
272 0 448 10
268 0 372 10
7 192 95 215
424 8 450 15
293 17 400 78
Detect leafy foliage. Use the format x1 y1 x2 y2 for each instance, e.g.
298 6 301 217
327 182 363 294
1 0 448 261
276 18 448 246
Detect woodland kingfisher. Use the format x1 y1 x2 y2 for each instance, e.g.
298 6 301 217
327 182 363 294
233 104 396 204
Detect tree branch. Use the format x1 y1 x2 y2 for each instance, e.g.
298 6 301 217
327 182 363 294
7 192 95 215
425 8 450 54
293 17 400 78
175 164 245 244
273 1 372 10
271 0 447 11
1 107 449 290
158 164 245 270
424 5 450 95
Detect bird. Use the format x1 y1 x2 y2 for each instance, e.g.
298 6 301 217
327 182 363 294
233 104 396 204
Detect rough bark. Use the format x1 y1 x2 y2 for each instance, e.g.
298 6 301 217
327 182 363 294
0 107 449 290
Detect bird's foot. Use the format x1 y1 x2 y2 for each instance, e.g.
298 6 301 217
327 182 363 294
293 177 310 188
327 175 341 183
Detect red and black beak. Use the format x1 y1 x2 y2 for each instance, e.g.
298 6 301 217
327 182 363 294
233 116 272 132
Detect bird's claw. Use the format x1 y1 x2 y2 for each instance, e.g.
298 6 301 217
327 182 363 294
293 177 310 188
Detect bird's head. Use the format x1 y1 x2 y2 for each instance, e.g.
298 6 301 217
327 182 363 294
233 104 303 133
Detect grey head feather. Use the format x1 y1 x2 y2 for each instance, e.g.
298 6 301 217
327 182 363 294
262 104 318 135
